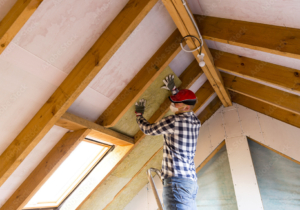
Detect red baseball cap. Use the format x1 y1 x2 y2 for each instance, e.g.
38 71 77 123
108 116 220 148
169 89 197 105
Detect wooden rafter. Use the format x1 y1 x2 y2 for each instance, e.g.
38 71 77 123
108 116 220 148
0 0 43 54
222 73 300 116
96 29 183 127
0 129 91 210
78 60 203 208
198 96 222 124
56 112 134 146
193 80 215 114
231 91 300 129
0 0 158 187
196 16 300 59
210 49 300 95
161 0 232 107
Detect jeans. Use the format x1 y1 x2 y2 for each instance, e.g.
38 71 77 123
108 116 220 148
162 177 198 210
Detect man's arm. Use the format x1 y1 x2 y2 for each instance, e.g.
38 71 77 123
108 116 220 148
136 115 175 136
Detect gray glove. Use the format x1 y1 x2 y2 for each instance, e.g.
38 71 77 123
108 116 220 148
161 74 179 95
135 99 146 116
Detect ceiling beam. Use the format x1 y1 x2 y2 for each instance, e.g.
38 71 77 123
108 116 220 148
198 96 222 124
0 0 43 54
77 60 203 209
193 80 215 114
96 29 183 127
0 0 158 187
196 15 300 59
161 0 232 107
0 129 91 210
222 72 300 116
56 112 134 146
210 49 300 95
231 91 300 129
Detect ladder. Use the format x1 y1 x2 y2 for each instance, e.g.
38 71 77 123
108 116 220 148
147 168 163 210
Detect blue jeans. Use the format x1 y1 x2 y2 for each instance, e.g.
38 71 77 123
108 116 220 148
162 177 198 210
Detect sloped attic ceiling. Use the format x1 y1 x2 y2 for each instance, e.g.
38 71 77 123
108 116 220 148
0 0 300 209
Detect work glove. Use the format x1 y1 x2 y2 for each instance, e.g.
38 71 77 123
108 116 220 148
135 99 146 116
161 74 179 95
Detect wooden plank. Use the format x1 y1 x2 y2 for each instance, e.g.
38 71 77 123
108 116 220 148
211 49 300 95
196 15 300 59
96 29 183 127
196 140 225 173
198 96 222 124
162 0 232 107
222 72 300 115
77 59 203 209
134 59 203 143
193 80 215 113
56 112 134 146
0 0 43 54
0 129 91 210
248 137 300 166
0 0 158 187
231 91 300 129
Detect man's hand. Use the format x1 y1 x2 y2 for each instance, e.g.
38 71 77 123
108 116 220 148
161 74 178 95
135 99 146 116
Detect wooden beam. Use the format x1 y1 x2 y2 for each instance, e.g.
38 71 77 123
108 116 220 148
0 0 158 187
0 0 43 54
0 129 91 210
96 30 182 127
231 91 300 129
198 97 222 124
78 59 203 208
222 72 300 116
196 140 225 173
196 15 300 59
248 137 300 166
162 0 232 107
210 49 300 95
56 112 134 146
193 80 215 113
134 59 203 143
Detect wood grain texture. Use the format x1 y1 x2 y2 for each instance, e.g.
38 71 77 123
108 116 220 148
196 140 225 173
198 97 222 124
231 91 300 129
134 59 203 143
96 29 182 127
196 15 300 59
0 0 158 187
56 112 134 146
211 49 300 95
222 72 300 115
162 0 232 107
193 80 215 113
0 0 43 54
0 129 91 210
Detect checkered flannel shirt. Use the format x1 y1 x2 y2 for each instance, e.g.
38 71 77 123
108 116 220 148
136 112 201 181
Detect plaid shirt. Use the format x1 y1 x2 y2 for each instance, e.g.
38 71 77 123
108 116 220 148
136 112 201 181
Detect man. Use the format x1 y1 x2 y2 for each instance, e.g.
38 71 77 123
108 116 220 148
135 75 201 210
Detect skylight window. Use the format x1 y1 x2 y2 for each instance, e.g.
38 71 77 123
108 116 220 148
24 140 110 209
